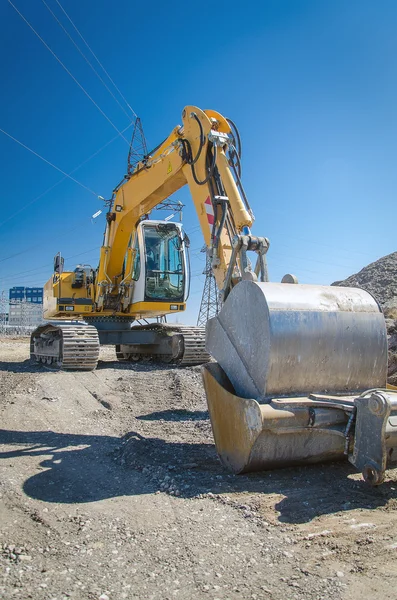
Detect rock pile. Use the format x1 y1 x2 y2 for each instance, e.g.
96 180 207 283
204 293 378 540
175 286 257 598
332 251 397 385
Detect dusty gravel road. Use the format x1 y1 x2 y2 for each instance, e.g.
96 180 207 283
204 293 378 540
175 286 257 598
1 338 397 600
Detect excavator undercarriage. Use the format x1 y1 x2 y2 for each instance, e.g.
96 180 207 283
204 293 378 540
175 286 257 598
31 322 209 369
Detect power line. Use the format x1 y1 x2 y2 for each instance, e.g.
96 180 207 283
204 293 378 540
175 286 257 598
0 121 133 229
0 247 100 286
41 0 132 121
0 126 100 197
54 0 137 119
0 224 82 265
8 0 130 144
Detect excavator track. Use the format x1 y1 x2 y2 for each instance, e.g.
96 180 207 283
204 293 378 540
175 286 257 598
173 326 210 365
116 324 210 366
30 322 100 370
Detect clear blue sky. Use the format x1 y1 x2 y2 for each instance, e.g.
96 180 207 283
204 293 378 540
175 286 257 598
0 0 396 324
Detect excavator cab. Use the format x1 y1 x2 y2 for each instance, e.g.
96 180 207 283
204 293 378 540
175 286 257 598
129 220 188 308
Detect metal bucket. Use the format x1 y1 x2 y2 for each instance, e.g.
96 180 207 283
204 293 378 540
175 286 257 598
206 282 388 400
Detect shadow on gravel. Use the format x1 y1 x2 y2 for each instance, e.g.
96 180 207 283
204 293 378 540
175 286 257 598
0 358 195 374
137 409 208 421
0 359 44 373
96 359 200 372
0 429 156 504
0 428 396 523
117 432 397 523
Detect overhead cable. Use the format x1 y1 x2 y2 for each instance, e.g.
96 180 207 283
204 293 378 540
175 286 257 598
41 0 132 121
0 224 83 264
7 0 130 144
0 122 133 229
0 247 100 285
0 127 100 197
54 0 137 118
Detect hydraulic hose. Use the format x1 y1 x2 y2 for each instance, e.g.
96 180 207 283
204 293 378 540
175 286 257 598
226 117 242 159
181 137 217 186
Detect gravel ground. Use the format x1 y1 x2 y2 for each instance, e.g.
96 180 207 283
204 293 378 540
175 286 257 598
1 338 397 600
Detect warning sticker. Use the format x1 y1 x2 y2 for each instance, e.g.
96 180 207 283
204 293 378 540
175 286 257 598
204 196 214 225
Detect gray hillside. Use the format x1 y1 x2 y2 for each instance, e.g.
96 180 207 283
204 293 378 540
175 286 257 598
332 251 397 308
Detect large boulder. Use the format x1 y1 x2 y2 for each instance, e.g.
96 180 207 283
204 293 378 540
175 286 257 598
332 252 397 386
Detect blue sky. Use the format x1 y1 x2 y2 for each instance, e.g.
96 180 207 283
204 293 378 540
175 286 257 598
0 0 396 324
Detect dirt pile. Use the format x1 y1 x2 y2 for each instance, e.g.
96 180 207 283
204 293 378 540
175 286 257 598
332 251 397 385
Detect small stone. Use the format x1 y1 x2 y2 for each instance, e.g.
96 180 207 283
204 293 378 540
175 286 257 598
350 523 375 530
99 595 110 600
336 571 344 578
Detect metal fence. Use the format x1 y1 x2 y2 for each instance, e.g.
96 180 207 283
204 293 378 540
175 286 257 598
0 295 43 337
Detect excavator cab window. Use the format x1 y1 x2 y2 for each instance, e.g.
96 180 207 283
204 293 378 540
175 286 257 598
143 224 185 301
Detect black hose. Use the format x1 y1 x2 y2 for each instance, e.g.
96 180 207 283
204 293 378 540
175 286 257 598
181 137 217 186
213 200 227 250
179 112 217 186
188 112 205 166
229 143 241 179
226 117 242 158
191 144 217 186
226 118 253 213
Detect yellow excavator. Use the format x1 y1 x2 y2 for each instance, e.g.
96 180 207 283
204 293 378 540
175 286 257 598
31 106 397 485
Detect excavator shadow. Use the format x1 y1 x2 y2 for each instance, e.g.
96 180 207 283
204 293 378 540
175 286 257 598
0 359 45 374
116 431 397 524
136 409 208 421
0 428 396 524
0 429 158 504
96 359 200 373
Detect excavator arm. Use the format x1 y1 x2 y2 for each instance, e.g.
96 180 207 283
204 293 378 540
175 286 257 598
95 106 268 312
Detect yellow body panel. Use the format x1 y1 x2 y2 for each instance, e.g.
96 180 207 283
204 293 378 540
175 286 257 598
43 271 185 320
